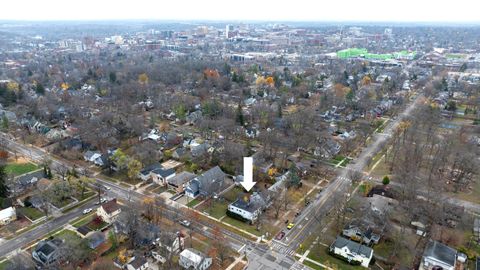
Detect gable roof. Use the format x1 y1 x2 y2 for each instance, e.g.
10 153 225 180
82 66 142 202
168 171 196 187
230 192 266 213
139 162 162 176
0 207 15 220
180 248 208 265
151 167 175 178
194 166 227 195
128 257 148 269
17 170 46 186
423 240 457 267
101 199 120 214
331 236 373 258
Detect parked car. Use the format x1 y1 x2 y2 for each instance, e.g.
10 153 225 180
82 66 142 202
287 223 295 230
83 208 92 214
276 231 286 240
180 220 191 227
100 198 107 204
104 186 111 190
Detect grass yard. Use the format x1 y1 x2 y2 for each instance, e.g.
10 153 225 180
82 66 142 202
51 197 75 209
186 198 201 208
199 200 228 219
5 163 39 176
222 216 262 236
448 177 480 204
71 213 95 228
17 207 44 221
56 229 82 241
71 190 95 201
0 260 11 270
307 245 363 270
302 260 323 270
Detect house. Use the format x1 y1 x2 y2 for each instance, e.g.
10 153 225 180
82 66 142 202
419 240 460 270
227 192 266 222
179 248 212 270
32 238 63 266
86 231 106 249
97 199 121 223
329 236 373 268
367 185 395 198
13 170 46 193
139 162 162 181
126 256 149 270
185 166 228 199
151 167 176 186
167 171 196 193
368 194 397 215
191 143 210 157
83 150 102 163
0 207 16 225
342 221 380 246
172 147 188 160
156 231 185 253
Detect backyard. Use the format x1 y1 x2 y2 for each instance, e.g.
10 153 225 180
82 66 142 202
5 162 39 176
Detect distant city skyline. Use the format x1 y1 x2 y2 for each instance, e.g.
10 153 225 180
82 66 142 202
1 0 480 23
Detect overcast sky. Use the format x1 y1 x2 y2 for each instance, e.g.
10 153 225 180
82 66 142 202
1 0 479 22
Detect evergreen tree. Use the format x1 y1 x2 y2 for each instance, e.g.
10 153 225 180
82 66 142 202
0 165 10 198
35 83 45 95
236 103 245 126
1 115 8 130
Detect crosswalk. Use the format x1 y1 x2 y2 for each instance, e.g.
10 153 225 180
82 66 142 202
271 241 296 256
290 262 314 270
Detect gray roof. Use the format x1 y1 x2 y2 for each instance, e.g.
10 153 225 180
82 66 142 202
423 240 457 267
191 166 227 196
151 167 175 178
168 171 196 187
230 192 266 213
140 162 162 176
331 236 373 258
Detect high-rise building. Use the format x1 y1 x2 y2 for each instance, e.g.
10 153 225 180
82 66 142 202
226 24 234 38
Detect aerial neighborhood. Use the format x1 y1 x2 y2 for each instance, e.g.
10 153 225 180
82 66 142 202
0 15 477 270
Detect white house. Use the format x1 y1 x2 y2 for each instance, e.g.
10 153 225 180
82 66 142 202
329 236 373 268
0 207 16 225
227 192 266 222
179 248 212 270
420 240 459 270
97 199 121 224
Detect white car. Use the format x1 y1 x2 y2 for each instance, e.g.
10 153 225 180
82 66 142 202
104 186 111 190
180 220 191 227
83 208 92 214
100 198 107 204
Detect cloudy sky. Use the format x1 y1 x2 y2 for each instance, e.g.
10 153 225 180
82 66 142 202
1 0 479 22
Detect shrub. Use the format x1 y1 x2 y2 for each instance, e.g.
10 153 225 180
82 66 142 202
382 175 390 185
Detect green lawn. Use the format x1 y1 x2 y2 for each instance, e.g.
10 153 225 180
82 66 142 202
51 197 75 209
302 260 323 270
5 163 39 176
72 213 95 228
307 245 363 270
0 260 11 270
71 190 95 201
222 216 262 236
56 229 82 241
17 207 44 221
186 198 201 208
201 201 228 219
